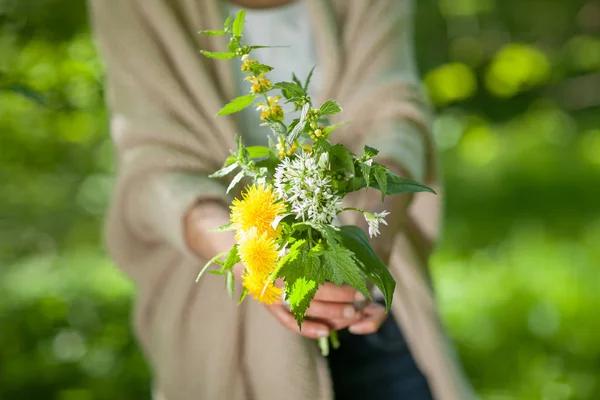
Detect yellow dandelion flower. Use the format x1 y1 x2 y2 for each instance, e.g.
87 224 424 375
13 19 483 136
242 271 283 305
230 184 285 237
237 227 279 275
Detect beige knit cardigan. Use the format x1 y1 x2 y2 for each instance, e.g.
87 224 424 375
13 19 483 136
89 0 476 399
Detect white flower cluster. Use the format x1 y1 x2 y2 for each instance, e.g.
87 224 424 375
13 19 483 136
364 211 390 238
274 151 342 224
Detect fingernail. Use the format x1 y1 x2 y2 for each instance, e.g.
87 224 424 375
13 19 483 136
354 292 366 302
349 325 363 334
317 329 329 338
343 306 356 319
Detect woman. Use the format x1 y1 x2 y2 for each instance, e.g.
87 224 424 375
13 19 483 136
89 0 475 399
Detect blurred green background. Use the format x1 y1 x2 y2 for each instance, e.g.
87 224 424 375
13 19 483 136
1 0 599 399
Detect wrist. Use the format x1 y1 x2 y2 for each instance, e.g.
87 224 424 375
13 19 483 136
184 199 235 259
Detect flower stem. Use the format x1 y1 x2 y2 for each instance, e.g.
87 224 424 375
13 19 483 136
329 330 340 350
341 207 364 213
318 336 329 356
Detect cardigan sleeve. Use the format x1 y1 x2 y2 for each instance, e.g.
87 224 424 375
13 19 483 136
89 0 234 266
333 0 435 183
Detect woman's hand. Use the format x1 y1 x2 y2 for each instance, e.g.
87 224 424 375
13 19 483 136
186 201 389 339
264 282 388 339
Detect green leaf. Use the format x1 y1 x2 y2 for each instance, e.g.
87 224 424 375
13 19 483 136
288 277 316 306
216 94 256 116
247 63 274 75
227 170 245 193
323 120 350 135
364 145 379 158
321 243 370 299
227 38 239 53
200 29 226 36
287 277 317 327
200 50 237 60
266 120 287 136
319 99 342 116
287 103 309 143
238 287 248 305
210 222 235 232
246 146 271 159
226 270 235 299
196 251 228 282
361 162 372 187
274 81 305 99
248 45 289 50
279 246 326 328
288 118 300 133
304 65 316 91
209 161 238 178
373 166 387 200
223 245 240 271
292 73 303 88
232 10 246 37
272 239 307 281
224 15 232 29
338 225 396 311
330 144 355 174
374 171 436 195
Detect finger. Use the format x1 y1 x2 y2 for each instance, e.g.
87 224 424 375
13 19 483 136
265 304 330 339
348 303 388 335
313 282 366 303
306 300 361 321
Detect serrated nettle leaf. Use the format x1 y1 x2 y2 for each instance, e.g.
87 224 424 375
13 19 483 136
248 63 274 74
224 15 232 28
227 170 245 193
217 94 256 116
304 65 316 91
210 222 235 232
273 81 305 99
266 120 287 136
319 99 342 116
338 225 396 311
200 29 227 36
226 270 235 299
278 244 328 286
364 145 379 158
232 10 246 37
200 50 237 60
288 277 316 306
287 279 318 328
321 243 370 298
324 120 350 135
330 144 355 174
209 161 238 178
361 162 372 187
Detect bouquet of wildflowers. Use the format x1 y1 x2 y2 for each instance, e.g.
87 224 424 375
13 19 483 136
196 11 435 354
